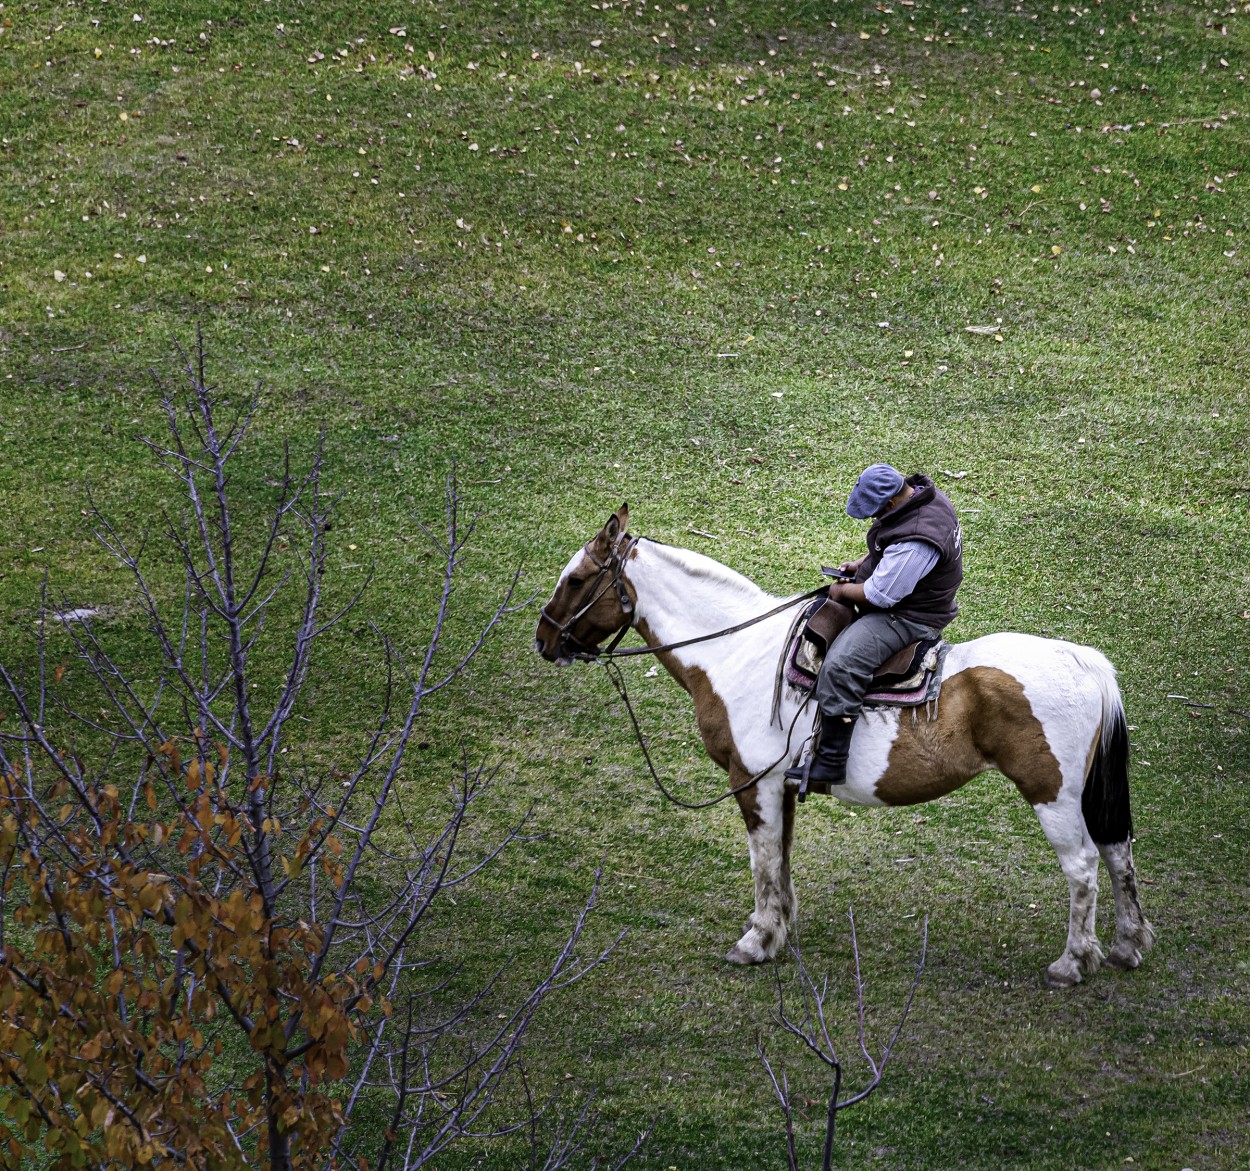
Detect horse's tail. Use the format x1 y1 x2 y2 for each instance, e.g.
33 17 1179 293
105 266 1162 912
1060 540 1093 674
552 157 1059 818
1073 647 1133 846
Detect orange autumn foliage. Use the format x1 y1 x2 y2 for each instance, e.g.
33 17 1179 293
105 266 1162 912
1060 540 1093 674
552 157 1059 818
0 764 372 1170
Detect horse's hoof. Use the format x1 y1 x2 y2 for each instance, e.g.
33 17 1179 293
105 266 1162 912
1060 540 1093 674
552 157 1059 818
1044 957 1083 989
1104 942 1142 971
726 941 767 965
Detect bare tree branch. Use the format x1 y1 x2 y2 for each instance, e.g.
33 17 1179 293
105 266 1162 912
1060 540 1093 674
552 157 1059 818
764 910 929 1170
0 332 635 1171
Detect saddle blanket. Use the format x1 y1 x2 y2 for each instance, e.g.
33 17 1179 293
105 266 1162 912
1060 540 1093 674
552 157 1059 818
779 596 949 709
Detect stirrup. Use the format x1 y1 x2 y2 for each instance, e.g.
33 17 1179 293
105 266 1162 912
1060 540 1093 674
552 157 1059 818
783 756 810 799
799 766 836 802
785 756 835 803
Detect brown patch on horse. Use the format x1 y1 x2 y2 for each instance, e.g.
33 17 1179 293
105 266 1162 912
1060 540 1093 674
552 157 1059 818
970 667 1064 805
636 617 757 825
635 620 738 770
874 666 1062 807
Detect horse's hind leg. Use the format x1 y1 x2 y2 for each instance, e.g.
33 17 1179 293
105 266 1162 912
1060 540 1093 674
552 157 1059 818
1034 803 1106 988
1098 839 1156 970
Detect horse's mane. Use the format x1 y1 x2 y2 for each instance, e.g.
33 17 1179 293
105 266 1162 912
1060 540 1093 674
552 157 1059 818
639 538 775 604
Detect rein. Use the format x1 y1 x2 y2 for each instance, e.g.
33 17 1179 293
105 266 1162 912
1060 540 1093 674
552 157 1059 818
547 534 829 808
542 533 829 665
599 585 830 660
602 658 814 810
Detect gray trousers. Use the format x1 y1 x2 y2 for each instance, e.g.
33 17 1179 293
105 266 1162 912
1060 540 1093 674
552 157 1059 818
814 611 939 720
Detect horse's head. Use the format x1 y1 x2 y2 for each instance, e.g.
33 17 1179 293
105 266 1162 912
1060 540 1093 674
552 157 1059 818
536 504 637 665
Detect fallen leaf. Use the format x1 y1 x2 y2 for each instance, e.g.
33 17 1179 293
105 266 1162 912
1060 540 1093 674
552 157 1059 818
965 324 1000 335
54 270 66 282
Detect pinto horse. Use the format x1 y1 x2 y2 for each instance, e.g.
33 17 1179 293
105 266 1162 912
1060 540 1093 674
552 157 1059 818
536 505 1155 989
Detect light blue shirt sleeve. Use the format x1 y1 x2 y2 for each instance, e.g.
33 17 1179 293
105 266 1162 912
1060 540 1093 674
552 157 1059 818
863 540 940 609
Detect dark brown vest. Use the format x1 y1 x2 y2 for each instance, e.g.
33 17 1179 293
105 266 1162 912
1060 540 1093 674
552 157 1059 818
853 474 963 629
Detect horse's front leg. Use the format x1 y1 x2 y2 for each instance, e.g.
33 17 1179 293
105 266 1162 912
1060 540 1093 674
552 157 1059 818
726 772 793 965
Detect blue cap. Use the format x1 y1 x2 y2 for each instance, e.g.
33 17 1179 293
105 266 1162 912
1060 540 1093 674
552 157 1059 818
846 464 905 519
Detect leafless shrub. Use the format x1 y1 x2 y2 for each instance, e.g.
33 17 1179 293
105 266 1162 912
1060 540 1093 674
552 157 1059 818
758 910 929 1171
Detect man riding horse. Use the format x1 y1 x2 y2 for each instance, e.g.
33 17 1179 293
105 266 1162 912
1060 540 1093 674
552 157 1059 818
538 490 1153 982
786 464 964 791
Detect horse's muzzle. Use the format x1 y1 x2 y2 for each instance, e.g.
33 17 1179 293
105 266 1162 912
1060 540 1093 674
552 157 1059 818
536 637 567 665
535 620 573 666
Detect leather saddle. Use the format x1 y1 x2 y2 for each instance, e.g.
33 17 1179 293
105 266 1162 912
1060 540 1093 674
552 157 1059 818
782 597 943 706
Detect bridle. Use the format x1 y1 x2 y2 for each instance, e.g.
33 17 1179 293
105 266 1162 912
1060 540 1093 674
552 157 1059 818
539 532 641 662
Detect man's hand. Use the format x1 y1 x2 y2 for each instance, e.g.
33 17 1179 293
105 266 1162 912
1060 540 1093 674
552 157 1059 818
837 556 866 577
828 580 870 607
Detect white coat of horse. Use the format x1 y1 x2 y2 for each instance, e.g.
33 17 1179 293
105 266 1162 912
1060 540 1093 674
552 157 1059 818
536 505 1154 988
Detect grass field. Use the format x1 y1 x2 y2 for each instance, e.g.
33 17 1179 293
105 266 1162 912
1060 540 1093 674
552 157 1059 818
2 1 1248 1167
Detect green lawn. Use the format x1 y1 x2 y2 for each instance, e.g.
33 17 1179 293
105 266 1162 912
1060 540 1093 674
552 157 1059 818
1 1 1248 1167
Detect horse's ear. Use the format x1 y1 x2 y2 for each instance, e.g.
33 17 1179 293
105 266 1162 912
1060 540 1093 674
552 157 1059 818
602 503 628 541
595 503 629 555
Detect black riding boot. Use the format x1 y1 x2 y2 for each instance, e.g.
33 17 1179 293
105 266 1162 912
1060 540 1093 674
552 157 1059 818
785 716 857 795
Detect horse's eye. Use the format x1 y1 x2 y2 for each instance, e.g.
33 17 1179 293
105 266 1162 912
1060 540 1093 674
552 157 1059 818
568 576 585 590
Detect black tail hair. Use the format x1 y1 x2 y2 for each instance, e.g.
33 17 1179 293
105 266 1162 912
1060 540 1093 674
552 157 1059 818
1082 706 1133 845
